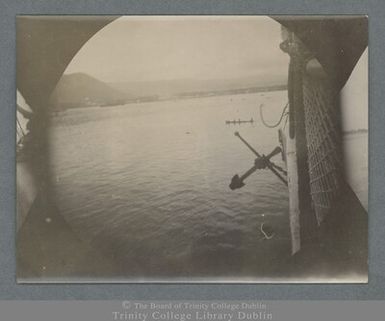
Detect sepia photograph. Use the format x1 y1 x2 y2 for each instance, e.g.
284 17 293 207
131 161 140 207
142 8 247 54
16 15 368 282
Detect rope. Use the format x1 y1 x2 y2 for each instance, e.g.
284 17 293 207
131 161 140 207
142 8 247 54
283 111 289 132
258 102 289 176
259 102 289 128
16 117 26 137
260 223 274 240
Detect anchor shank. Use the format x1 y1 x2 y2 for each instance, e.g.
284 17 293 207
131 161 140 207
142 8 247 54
265 162 288 186
239 165 258 182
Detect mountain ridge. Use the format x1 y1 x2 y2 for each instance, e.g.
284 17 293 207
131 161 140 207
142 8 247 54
50 73 128 110
51 72 287 110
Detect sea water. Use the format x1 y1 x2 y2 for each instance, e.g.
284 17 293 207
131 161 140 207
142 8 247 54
48 91 294 280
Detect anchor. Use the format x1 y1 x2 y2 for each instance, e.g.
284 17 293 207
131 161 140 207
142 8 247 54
229 132 288 190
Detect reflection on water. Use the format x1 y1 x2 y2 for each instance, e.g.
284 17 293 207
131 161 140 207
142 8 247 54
49 91 292 279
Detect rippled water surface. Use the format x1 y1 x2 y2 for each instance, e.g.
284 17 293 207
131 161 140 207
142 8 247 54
49 91 291 280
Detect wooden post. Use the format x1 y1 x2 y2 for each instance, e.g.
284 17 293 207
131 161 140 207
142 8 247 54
285 128 301 254
280 29 317 254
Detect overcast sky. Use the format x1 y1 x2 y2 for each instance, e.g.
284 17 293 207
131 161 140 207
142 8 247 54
65 16 289 83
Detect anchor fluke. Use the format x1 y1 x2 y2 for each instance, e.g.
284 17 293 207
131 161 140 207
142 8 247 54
229 174 245 190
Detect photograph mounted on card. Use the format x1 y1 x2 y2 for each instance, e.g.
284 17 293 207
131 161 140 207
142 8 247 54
16 15 368 283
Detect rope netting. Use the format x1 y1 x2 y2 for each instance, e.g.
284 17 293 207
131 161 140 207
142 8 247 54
302 75 344 225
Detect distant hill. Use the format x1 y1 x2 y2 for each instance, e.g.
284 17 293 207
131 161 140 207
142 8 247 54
50 73 129 110
110 74 287 100
51 72 287 110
